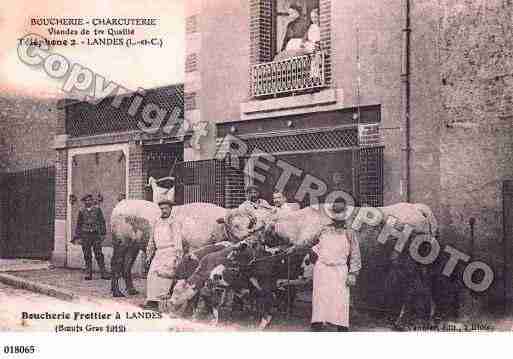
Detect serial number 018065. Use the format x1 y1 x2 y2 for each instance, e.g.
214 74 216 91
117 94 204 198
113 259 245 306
3 345 37 354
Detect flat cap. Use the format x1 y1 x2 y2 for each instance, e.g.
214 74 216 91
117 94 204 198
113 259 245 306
158 199 174 207
81 194 94 201
245 184 260 193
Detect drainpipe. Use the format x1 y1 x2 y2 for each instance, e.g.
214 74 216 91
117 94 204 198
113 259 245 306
401 0 412 202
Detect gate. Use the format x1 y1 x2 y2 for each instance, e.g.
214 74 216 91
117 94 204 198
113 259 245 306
0 167 55 259
174 159 226 206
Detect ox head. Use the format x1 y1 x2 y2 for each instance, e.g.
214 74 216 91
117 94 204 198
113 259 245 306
223 209 269 243
170 279 197 307
263 217 294 247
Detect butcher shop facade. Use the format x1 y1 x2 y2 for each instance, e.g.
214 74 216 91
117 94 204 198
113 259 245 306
52 85 184 270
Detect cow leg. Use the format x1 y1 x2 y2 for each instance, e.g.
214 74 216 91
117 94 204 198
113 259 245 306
111 243 126 297
193 295 208 321
125 246 140 295
211 307 219 325
430 297 437 321
210 288 228 325
254 278 273 330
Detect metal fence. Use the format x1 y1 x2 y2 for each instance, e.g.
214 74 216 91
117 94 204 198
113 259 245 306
356 146 384 207
251 51 326 98
65 85 184 138
242 127 358 154
174 159 226 207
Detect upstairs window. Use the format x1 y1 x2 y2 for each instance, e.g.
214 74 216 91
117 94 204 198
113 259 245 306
250 0 328 99
275 0 320 60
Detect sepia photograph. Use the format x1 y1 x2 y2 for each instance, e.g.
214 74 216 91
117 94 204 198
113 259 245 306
0 0 512 353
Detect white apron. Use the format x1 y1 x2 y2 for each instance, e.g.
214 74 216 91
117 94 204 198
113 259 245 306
311 228 351 326
146 216 182 301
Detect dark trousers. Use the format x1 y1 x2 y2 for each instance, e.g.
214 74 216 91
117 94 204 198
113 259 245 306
81 233 106 271
311 322 349 332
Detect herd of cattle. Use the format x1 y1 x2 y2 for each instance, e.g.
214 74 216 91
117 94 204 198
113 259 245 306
110 200 439 327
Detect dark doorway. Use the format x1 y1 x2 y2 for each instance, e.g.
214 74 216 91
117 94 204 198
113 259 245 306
1 167 55 259
143 142 183 202
248 150 355 208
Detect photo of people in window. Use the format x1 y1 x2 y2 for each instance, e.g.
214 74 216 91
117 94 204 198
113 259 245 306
275 0 320 61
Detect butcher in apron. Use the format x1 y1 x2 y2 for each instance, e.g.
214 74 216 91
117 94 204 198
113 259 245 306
310 200 362 331
143 199 184 311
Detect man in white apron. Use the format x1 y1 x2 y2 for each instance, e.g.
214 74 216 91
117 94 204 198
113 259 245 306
310 200 362 331
143 199 183 311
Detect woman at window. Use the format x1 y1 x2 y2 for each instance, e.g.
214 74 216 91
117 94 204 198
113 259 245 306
304 8 320 53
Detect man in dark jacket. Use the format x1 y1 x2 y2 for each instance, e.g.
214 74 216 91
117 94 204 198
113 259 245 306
280 3 310 52
74 194 110 280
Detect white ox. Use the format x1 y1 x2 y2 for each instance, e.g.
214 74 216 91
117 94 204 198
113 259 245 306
110 200 229 297
263 202 439 328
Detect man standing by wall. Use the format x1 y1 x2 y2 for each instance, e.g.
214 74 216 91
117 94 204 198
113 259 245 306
143 199 184 311
74 194 110 281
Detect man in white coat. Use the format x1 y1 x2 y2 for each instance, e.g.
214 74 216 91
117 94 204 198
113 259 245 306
310 198 362 331
143 199 184 311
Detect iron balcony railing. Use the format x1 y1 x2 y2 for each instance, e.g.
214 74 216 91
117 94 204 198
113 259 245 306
251 51 326 98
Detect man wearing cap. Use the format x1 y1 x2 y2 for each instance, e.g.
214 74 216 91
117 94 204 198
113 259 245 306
143 199 184 311
238 184 272 212
310 197 361 331
272 191 298 214
281 3 309 52
74 194 110 280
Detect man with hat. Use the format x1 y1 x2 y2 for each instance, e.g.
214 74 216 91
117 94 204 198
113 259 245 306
280 2 309 52
309 197 361 331
143 198 184 311
238 184 272 212
74 194 110 280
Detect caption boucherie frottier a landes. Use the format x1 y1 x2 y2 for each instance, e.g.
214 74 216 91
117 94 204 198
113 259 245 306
22 17 163 48
21 311 162 320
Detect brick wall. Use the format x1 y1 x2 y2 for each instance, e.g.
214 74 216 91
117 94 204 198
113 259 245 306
128 143 144 199
54 150 68 220
249 0 274 66
319 0 332 86
185 53 198 73
184 91 199 111
186 14 199 34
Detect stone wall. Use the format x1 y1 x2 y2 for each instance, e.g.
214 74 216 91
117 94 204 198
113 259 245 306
0 94 58 172
437 0 513 314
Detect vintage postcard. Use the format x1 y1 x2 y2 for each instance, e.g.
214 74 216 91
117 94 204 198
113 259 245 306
0 0 512 354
